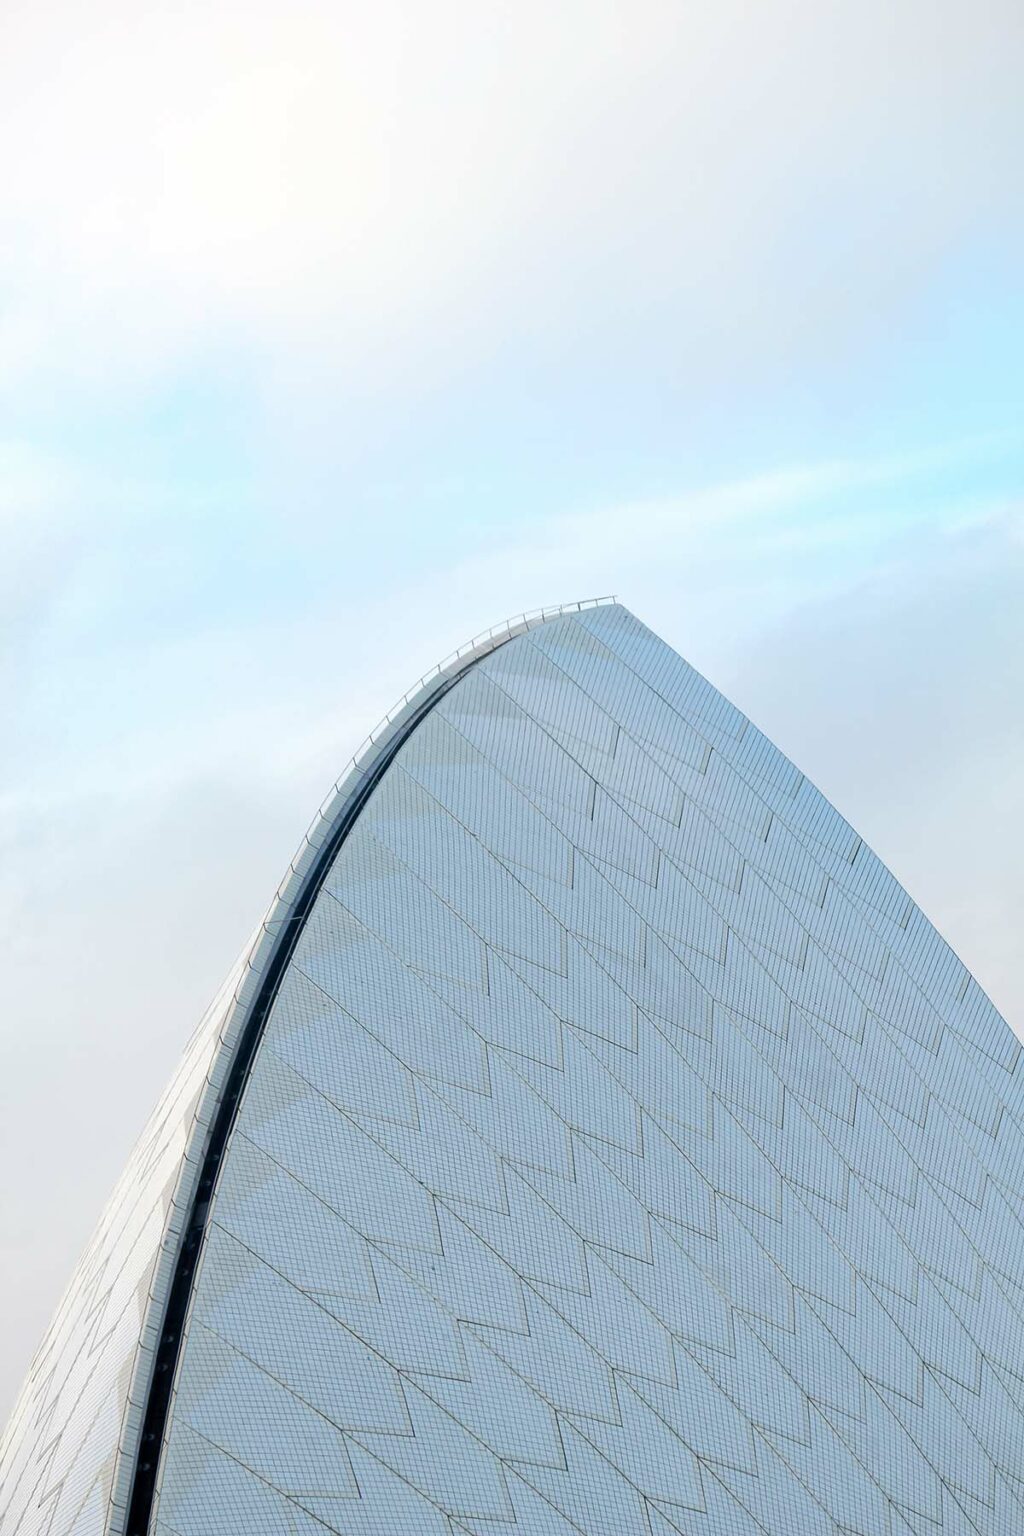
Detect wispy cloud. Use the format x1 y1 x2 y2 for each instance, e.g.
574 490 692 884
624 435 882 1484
3 434 1018 814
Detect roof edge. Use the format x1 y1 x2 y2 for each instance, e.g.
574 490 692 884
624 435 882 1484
109 596 617 1535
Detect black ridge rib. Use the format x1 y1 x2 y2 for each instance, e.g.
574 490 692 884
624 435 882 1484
125 644 508 1535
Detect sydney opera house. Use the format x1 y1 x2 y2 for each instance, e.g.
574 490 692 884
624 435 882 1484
3 598 1023 1536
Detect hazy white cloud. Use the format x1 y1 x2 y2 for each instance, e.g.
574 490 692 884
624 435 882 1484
2 0 1021 401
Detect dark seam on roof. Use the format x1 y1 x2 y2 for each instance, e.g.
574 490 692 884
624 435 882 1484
124 638 515 1535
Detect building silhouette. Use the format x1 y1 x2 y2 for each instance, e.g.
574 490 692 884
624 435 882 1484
3 600 1022 1536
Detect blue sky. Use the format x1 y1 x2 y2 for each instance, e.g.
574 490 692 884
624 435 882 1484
1 0 1022 1414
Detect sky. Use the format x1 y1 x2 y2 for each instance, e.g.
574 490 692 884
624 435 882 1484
1 0 1023 1418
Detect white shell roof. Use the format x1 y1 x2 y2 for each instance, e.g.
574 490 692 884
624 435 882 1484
3 598 1021 1536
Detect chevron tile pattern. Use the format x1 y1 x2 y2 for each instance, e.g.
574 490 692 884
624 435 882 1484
150 605 1024 1536
4 601 1022 1536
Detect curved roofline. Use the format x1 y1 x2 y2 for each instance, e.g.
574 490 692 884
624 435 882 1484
115 597 618 1536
